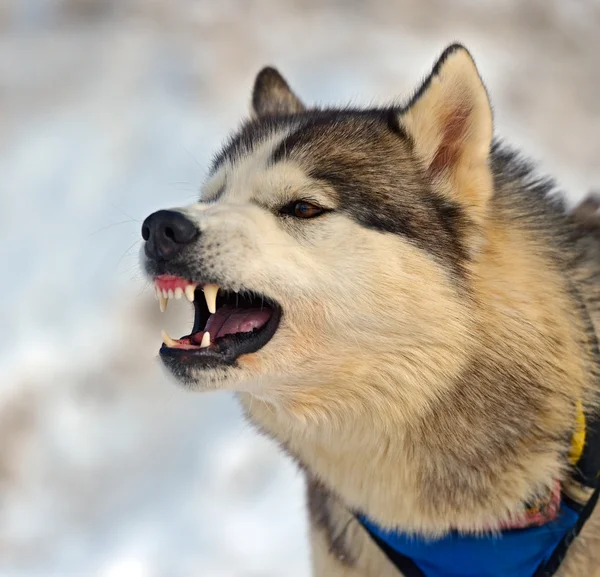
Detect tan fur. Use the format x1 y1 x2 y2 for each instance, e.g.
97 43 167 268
238 196 600 574
147 45 600 575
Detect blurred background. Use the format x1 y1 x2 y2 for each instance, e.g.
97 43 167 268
1 1 599 575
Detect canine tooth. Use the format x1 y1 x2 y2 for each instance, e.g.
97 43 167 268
174 287 183 299
200 331 211 348
159 295 168 313
162 289 168 299
204 284 219 314
185 285 195 303
161 330 177 348
168 289 174 299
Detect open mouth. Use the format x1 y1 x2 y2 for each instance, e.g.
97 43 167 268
154 275 282 367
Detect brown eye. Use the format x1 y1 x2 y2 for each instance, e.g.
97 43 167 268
280 200 326 219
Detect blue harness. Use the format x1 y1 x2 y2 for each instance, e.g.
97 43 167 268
357 413 600 577
359 500 583 577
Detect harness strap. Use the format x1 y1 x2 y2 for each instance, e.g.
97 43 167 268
358 482 600 577
532 485 600 577
573 407 600 487
361 525 425 577
357 404 600 576
357 282 600 576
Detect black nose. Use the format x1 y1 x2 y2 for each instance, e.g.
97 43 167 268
141 210 199 261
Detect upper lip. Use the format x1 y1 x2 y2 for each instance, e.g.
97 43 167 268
153 275 219 314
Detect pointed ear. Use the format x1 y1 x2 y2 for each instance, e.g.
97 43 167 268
251 67 305 117
399 44 493 218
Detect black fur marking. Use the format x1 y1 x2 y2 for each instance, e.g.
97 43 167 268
306 478 355 567
385 107 411 142
212 107 402 173
270 108 473 280
269 107 393 166
210 115 295 174
423 192 471 266
332 177 470 281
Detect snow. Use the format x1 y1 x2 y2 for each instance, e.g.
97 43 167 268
1 1 599 575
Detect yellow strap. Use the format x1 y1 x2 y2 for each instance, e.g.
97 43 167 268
568 399 586 466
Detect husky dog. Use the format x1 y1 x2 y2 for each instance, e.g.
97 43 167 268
141 45 600 576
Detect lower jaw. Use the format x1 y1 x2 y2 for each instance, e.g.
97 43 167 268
159 351 237 389
159 305 282 372
160 337 238 366
160 346 235 375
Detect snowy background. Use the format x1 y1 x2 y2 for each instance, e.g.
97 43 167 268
1 1 599 576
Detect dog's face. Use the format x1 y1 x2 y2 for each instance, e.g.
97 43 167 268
142 45 494 416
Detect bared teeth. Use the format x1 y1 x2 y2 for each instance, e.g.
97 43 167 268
185 284 196 303
203 284 219 314
161 330 177 348
153 280 219 350
200 331 211 348
159 295 168 313
155 280 198 311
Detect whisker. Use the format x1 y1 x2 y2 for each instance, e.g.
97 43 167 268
115 239 142 272
87 220 137 237
179 142 204 171
108 203 140 223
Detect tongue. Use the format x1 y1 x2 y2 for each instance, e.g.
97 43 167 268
192 304 272 343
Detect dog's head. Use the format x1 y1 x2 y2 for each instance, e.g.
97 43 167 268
141 44 493 417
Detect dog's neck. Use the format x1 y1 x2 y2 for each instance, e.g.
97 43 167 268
242 220 594 535
241 370 563 536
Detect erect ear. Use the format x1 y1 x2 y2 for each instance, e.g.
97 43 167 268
251 67 305 117
399 44 493 221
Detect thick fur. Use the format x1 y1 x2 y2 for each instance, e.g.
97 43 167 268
144 45 600 575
